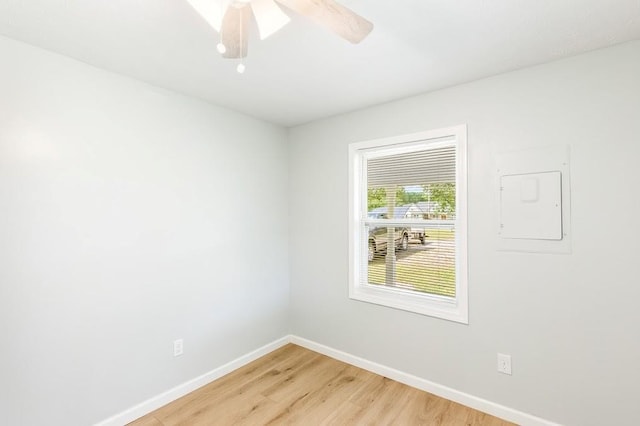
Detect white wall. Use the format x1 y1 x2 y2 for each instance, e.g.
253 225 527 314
3 31 639 426
0 36 289 425
288 40 640 426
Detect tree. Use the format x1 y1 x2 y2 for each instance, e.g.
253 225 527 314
368 186 431 211
367 188 387 210
428 183 456 215
368 186 428 211
399 188 428 205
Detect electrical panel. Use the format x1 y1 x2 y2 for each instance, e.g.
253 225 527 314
496 146 571 254
499 171 562 240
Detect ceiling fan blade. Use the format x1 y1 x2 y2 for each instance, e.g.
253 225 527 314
220 4 250 58
275 0 373 44
251 0 291 40
184 0 228 33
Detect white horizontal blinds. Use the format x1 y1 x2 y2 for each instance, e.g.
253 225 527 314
366 225 456 297
367 145 456 187
363 142 457 298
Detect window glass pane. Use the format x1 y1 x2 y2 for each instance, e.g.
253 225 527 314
365 224 456 298
364 144 457 298
367 185 456 219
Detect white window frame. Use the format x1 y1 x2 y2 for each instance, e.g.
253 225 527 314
348 125 468 324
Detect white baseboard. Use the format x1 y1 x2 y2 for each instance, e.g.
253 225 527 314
95 336 290 426
97 334 559 426
289 335 560 426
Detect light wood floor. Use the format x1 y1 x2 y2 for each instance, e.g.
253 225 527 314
129 344 515 426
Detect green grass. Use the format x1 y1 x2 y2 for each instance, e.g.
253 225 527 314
368 261 456 297
423 228 455 241
366 227 456 297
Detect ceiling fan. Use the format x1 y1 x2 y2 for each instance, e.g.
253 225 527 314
185 0 373 68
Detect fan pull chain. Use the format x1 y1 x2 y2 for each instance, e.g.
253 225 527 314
216 0 226 54
237 6 245 74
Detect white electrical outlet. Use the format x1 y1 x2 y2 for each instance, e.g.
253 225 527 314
497 353 512 375
173 339 184 357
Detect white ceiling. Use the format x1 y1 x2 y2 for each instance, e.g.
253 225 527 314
1 1 639 127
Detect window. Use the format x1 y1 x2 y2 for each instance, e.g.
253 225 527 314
348 125 468 323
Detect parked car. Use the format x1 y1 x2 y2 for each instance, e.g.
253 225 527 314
367 212 409 262
368 205 427 244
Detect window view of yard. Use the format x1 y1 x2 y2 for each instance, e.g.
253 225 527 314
366 179 457 298
351 129 466 321
368 228 456 297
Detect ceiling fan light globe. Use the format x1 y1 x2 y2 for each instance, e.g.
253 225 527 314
216 42 227 54
237 63 246 74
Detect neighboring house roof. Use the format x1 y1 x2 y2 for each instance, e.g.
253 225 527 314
369 203 423 218
416 201 457 218
415 201 441 213
369 201 456 219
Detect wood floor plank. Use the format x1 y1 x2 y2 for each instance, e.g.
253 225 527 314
349 378 416 425
263 363 369 425
150 345 319 425
349 373 404 408
259 353 339 403
183 392 271 426
128 344 515 426
319 400 366 425
127 415 164 426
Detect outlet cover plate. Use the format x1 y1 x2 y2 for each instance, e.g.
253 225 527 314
173 339 184 357
497 353 512 375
